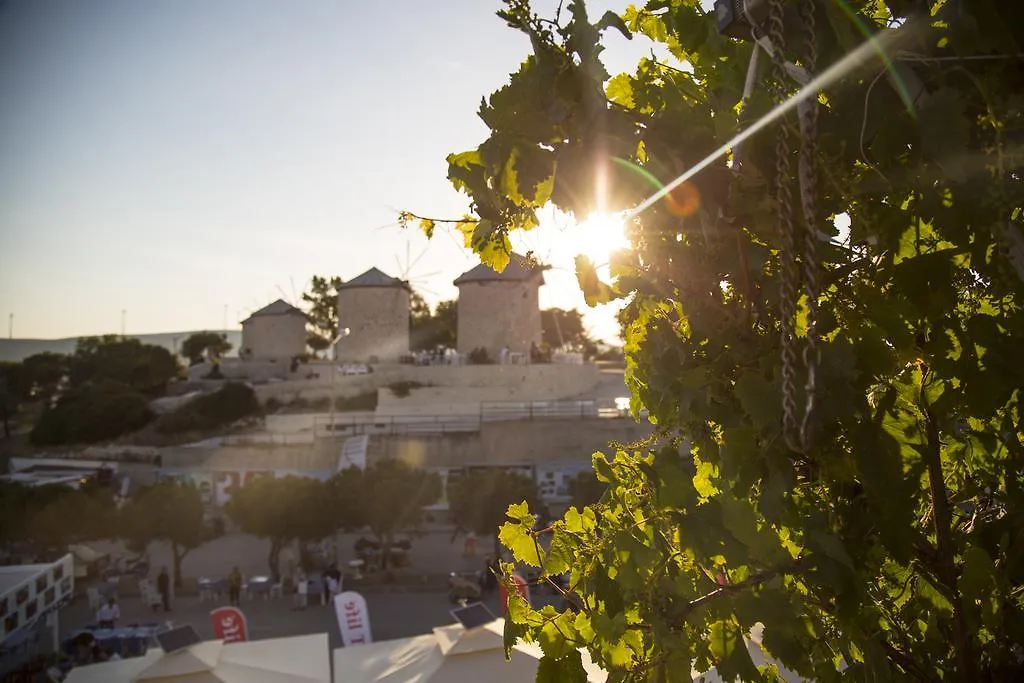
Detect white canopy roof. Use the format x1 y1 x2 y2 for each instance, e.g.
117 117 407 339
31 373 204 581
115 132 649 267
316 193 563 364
64 633 331 683
332 619 606 683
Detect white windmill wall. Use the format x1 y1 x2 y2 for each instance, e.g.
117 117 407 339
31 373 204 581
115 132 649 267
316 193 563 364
456 279 541 359
336 287 410 362
240 313 307 360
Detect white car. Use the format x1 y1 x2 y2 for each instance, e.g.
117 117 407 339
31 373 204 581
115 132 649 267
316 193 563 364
338 363 371 376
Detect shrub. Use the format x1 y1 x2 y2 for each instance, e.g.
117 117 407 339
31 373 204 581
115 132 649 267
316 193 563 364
31 380 154 445
154 382 261 435
387 381 429 398
334 392 378 411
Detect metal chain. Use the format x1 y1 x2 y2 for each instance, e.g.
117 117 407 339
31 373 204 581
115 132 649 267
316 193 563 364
795 0 820 452
769 0 801 450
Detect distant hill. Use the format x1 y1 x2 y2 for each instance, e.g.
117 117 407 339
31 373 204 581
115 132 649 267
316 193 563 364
0 331 243 363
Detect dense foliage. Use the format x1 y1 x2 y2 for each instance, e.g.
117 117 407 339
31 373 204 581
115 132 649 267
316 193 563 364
410 296 459 351
447 469 540 555
415 0 1024 680
302 275 344 355
180 331 233 366
121 480 212 588
0 481 117 560
355 459 442 565
154 382 261 435
225 475 339 580
541 307 596 354
70 335 179 395
30 379 154 445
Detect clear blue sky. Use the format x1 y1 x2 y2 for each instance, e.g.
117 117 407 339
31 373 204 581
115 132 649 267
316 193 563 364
0 0 654 342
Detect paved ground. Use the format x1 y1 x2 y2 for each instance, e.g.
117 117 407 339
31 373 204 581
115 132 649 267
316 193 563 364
87 528 499 582
57 588 539 650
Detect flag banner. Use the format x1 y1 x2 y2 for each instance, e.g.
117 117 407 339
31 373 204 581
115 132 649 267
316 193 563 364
210 606 248 643
334 591 372 646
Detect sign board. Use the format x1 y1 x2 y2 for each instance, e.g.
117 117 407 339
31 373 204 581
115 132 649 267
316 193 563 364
498 573 530 614
210 606 249 643
334 591 372 646
338 435 369 471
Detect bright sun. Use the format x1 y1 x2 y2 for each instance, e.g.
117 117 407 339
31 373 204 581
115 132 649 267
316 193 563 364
571 212 630 266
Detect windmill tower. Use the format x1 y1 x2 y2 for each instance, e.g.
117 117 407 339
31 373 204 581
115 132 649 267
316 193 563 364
336 265 412 364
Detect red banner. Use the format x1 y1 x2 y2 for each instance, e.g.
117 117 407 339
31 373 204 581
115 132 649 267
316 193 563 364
499 573 530 613
210 606 248 643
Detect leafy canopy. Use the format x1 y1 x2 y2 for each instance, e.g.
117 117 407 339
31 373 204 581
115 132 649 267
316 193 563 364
302 275 343 355
415 0 1024 681
121 480 209 587
180 331 232 366
448 469 540 549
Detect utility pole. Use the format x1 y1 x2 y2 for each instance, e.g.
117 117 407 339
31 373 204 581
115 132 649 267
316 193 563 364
121 310 126 336
7 313 11 339
223 304 228 332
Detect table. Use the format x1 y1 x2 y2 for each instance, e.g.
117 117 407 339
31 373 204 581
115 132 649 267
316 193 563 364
198 578 227 602
64 624 160 659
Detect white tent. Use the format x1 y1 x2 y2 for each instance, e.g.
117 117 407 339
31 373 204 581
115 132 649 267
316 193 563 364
64 633 331 683
332 619 606 683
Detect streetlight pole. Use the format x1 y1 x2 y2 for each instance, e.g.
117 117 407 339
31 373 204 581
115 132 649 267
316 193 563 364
326 327 351 437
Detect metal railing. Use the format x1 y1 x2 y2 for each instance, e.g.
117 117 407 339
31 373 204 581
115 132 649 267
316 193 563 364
311 398 638 438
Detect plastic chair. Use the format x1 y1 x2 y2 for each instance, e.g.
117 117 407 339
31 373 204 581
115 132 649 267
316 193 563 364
86 588 102 610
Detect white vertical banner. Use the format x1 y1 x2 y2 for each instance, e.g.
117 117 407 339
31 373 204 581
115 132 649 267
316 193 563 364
334 591 372 646
338 435 369 471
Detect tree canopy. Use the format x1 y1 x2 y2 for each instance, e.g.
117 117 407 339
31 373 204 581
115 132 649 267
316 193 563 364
70 336 179 396
410 297 458 351
30 379 154 445
448 469 540 555
302 275 343 355
180 331 232 366
541 308 596 354
412 0 1024 680
225 475 338 580
0 481 117 559
121 480 210 588
355 459 441 562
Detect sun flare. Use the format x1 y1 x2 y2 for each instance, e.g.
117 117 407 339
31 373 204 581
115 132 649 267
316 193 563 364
571 212 630 267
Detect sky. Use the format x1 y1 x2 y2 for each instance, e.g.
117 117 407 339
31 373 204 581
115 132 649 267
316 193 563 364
0 0 660 342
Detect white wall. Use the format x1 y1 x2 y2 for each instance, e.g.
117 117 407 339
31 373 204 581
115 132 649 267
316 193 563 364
456 280 541 358
336 287 410 362
240 314 307 360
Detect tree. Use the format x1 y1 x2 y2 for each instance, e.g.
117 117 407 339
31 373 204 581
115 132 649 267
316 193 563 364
302 276 343 356
566 470 605 509
19 352 68 402
448 469 540 555
121 480 209 588
411 1 1024 680
153 382 261 435
0 482 116 559
541 308 596 354
225 475 337 581
180 331 232 366
357 460 441 568
30 379 154 445
70 336 179 395
410 296 459 351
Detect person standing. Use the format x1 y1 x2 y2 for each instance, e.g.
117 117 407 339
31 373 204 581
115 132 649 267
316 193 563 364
156 567 171 612
96 597 120 629
293 569 308 610
227 567 243 606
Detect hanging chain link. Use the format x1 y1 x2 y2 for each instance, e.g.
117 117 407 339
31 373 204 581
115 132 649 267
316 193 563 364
795 0 820 451
769 0 800 450
768 0 821 453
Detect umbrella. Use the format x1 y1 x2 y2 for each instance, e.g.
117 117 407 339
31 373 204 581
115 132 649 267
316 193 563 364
64 633 331 683
332 619 606 683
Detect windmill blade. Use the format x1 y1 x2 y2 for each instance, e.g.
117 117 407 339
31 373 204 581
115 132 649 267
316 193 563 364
275 284 290 303
289 276 299 305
